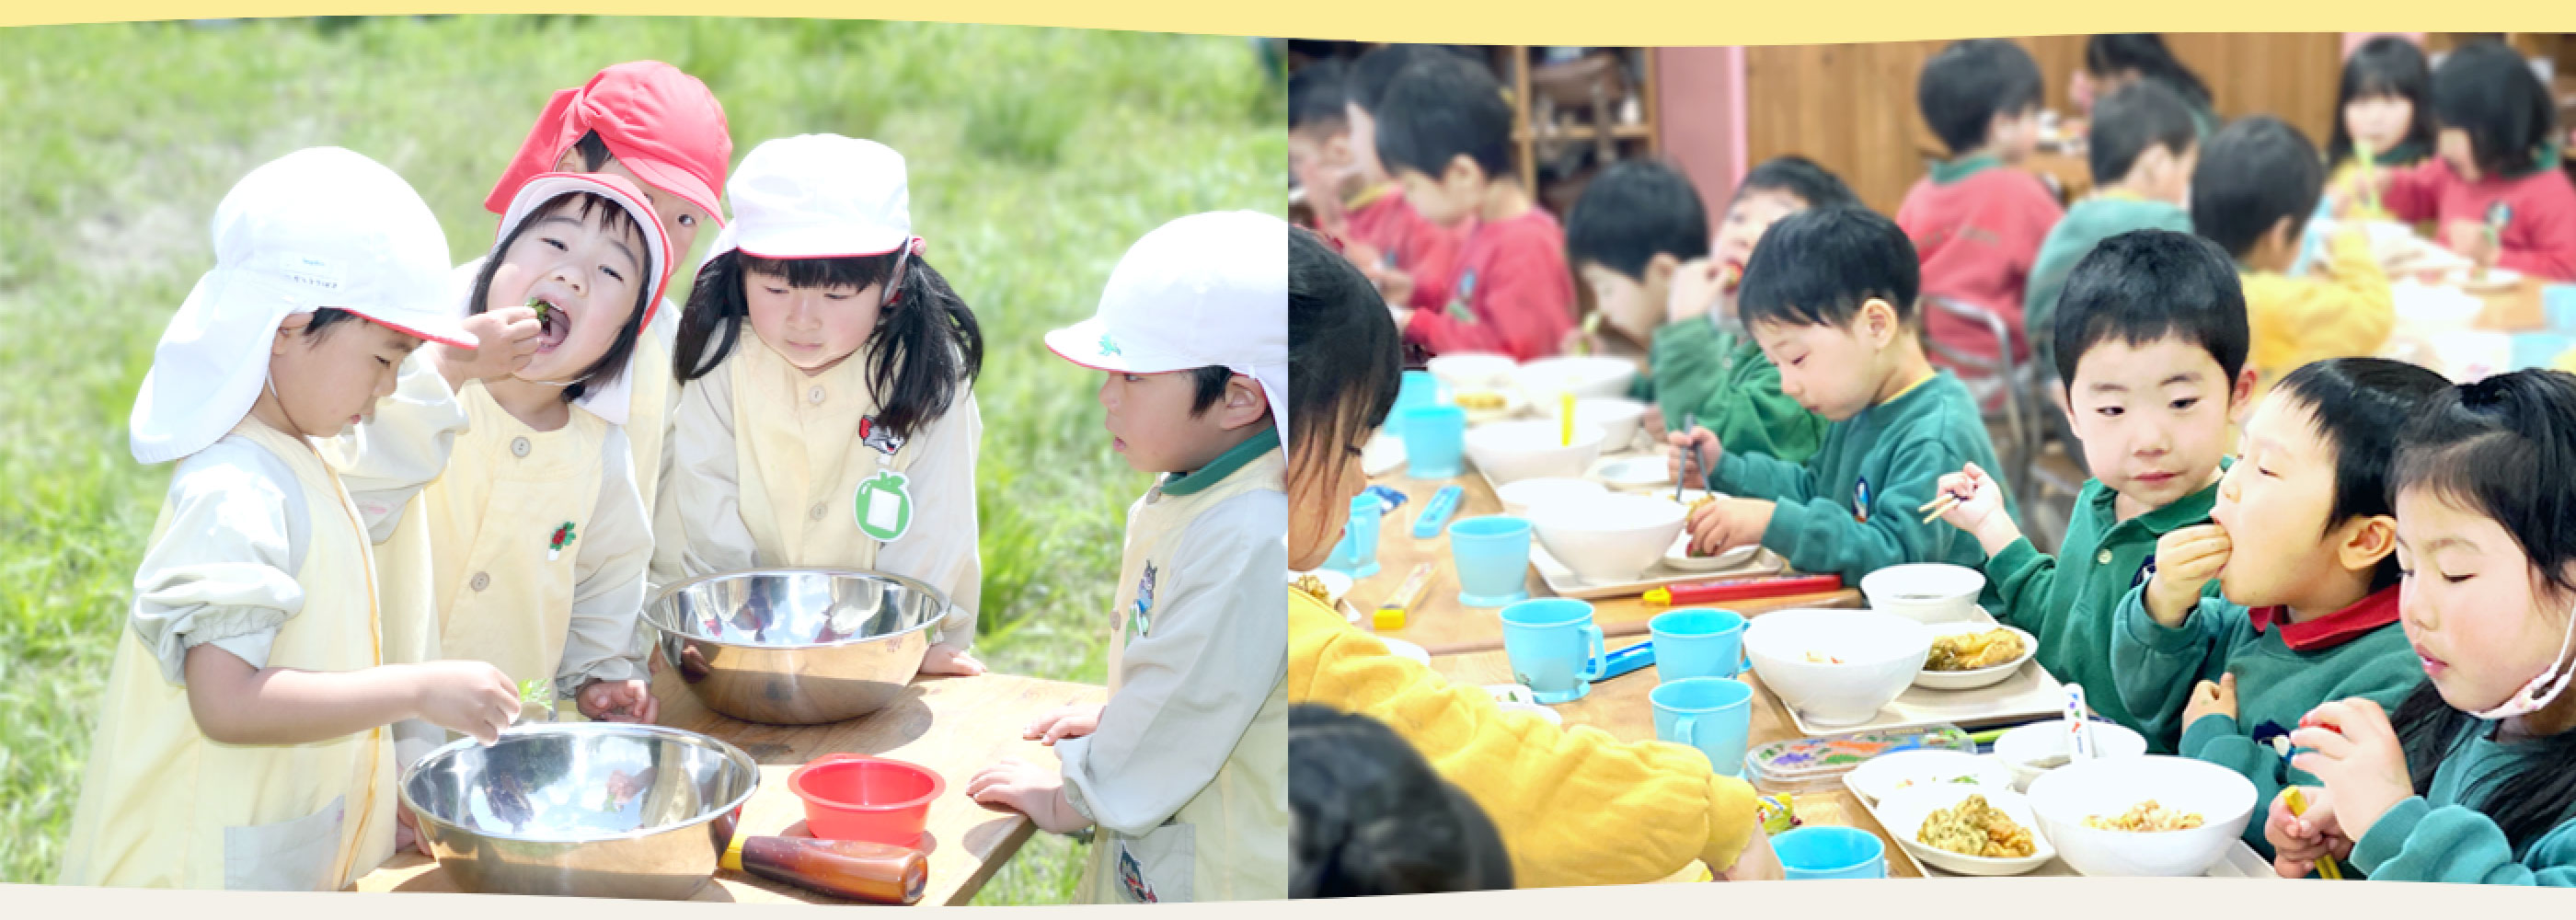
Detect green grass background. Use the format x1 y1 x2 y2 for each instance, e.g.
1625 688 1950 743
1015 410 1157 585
0 16 1283 902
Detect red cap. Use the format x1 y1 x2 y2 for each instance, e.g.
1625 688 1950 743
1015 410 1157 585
482 61 732 228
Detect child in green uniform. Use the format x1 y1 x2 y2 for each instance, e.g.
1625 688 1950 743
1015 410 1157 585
1668 205 2013 607
2024 81 2200 381
1931 229 2251 753
2119 357 2444 858
1564 158 1833 463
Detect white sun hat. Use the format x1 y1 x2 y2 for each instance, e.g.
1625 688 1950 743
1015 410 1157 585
707 133 919 265
1044 211 1290 444
130 146 468 465
469 171 673 421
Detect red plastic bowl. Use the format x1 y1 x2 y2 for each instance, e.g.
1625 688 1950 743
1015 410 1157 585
788 754 945 847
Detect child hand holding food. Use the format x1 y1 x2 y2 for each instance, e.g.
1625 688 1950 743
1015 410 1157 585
2144 522 2235 627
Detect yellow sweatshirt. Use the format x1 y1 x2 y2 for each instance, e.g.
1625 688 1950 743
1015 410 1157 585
1287 589 1756 888
2242 228 2395 393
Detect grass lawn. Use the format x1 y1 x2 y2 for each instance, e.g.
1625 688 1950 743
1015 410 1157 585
0 16 1282 903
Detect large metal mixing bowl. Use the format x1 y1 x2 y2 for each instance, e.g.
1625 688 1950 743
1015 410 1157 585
400 722 759 900
645 568 946 725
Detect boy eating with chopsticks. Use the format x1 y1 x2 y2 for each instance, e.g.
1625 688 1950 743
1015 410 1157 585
1930 229 2250 753
1668 205 2012 608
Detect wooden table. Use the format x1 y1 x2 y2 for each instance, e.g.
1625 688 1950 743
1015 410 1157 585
354 670 1106 904
1349 466 1862 655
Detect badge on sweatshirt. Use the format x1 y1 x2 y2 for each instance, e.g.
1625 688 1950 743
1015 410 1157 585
1853 477 1872 523
1444 270 1479 325
1117 843 1159 903
548 522 578 561
1130 563 1159 640
857 415 907 455
853 471 914 542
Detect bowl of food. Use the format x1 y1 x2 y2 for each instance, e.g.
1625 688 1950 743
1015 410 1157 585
1290 569 1357 622
1465 420 1608 485
644 569 948 725
1428 351 1520 391
1915 624 2037 690
1742 609 1934 728
1861 564 1987 624
1846 749 2015 803
2025 755 2257 877
1537 397 1650 451
1994 721 2150 791
1514 355 1639 405
1530 494 1687 584
1879 786 2056 877
1494 477 1608 518
1450 387 1526 425
401 722 760 900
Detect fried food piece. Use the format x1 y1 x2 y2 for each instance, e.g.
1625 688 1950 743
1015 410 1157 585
1926 628 2027 671
1293 574 1334 606
1455 391 1507 411
1917 794 2037 858
2084 799 2205 833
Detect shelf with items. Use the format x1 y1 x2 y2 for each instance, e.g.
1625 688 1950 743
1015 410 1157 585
1492 45 1662 220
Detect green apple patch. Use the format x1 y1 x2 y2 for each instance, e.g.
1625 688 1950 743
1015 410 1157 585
853 470 914 542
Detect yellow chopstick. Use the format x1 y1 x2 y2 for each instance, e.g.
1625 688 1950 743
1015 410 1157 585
2283 788 2344 880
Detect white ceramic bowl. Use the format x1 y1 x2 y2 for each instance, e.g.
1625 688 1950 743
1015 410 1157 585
1742 609 1934 728
1876 785 2057 877
1592 455 1674 490
1994 721 2150 792
1530 494 1687 584
1539 397 1650 451
1515 356 1638 405
1428 351 1520 390
1449 386 1527 425
1497 701 1564 726
1494 477 1608 518
1667 538 1761 573
2026 755 2257 877
1914 623 2039 691
1862 564 1987 624
1847 750 2016 804
1465 420 1607 485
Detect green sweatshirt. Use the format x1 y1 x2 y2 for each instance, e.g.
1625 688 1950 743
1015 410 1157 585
2110 583 2424 857
1630 316 1828 465
2024 195 2194 375
1708 370 2013 609
1986 475 2222 754
2351 730 2576 886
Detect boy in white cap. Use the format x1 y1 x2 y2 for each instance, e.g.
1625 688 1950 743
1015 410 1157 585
60 147 522 891
656 134 987 676
969 211 1288 903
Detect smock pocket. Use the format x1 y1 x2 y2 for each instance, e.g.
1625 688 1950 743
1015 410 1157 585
1114 822 1196 903
223 795 344 891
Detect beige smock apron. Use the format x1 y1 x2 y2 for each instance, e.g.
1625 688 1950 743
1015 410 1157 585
420 381 609 692
58 420 397 890
1065 444 1289 903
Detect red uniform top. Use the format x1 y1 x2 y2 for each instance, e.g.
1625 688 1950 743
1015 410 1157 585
2381 157 2576 281
1896 157 2064 367
1343 186 1466 311
1403 208 1576 362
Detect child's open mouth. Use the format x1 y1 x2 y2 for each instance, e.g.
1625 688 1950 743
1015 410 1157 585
530 298 570 353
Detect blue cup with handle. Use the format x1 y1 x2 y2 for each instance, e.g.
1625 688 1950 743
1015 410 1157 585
1650 608 1747 681
1501 598 1604 704
1650 676 1754 778
1388 371 1438 439
1323 493 1382 579
1772 825 1887 880
1401 405 1467 478
1450 515 1533 607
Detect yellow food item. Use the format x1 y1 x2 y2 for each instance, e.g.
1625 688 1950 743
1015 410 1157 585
1926 628 2027 671
2085 799 2205 833
1293 575 1334 606
1455 391 1507 411
1917 794 2037 858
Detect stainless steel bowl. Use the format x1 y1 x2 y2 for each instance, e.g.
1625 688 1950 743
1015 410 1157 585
645 568 946 725
400 722 758 900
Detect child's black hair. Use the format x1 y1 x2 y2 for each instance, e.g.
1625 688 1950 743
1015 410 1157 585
1917 39 2045 156
2329 37 2436 167
2270 357 2450 591
2388 368 2576 857
1345 45 1483 116
1290 705 1514 897
2086 33 2214 114
1736 204 1921 331
1292 59 1351 134
571 130 615 172
674 248 984 441
301 307 361 340
2432 40 2557 178
467 190 654 405
1374 52 1513 182
2087 79 2199 186
1738 155 1858 210
2190 116 2324 260
1564 159 1708 282
2052 229 2248 387
1289 224 1403 470
1186 365 1235 417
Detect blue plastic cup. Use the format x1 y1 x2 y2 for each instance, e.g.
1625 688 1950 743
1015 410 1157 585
1449 515 1533 607
1650 608 1748 681
2546 283 2576 331
1773 825 1888 880
1650 676 1754 778
1500 598 1604 704
1401 405 1467 478
1388 371 1438 439
1323 493 1382 579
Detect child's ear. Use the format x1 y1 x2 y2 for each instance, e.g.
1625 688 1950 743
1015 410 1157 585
2338 514 2401 573
274 315 311 354
1443 155 1484 190
1219 375 1271 431
2229 368 2260 421
1862 297 1899 348
1644 253 1683 287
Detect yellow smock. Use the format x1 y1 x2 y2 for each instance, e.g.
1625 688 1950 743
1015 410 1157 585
327 352 469 766
1060 434 1289 903
1288 587 1760 888
2242 227 2396 395
58 419 399 890
653 332 982 649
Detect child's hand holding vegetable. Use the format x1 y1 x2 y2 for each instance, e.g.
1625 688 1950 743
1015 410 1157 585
410 660 522 744
576 677 659 724
436 304 543 389
2145 523 2233 627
